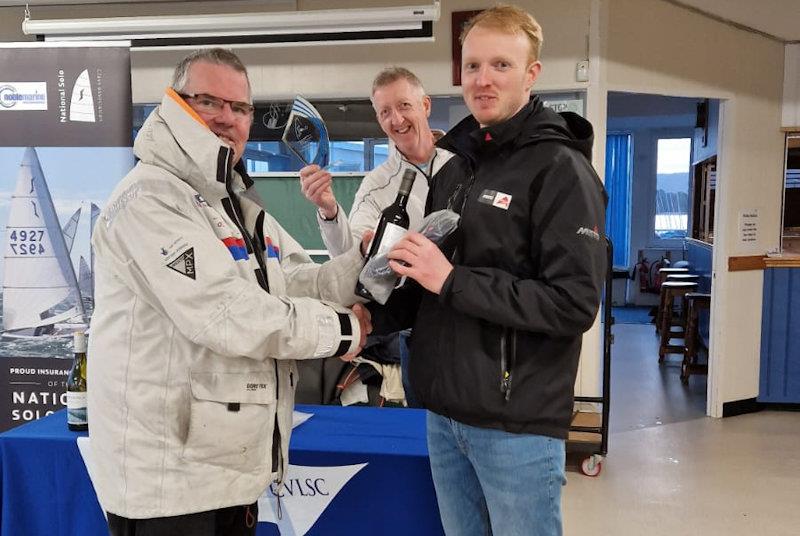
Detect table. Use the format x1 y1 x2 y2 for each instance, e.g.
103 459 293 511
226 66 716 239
0 405 444 536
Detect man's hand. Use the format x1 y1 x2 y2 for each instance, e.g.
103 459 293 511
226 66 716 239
360 230 375 257
388 232 454 295
340 303 372 362
299 164 337 219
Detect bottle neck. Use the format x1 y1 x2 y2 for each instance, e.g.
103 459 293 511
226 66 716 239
395 192 409 210
394 171 416 210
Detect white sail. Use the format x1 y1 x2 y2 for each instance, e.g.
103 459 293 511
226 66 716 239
2 147 86 334
78 255 92 302
90 202 99 301
62 207 81 253
69 70 96 123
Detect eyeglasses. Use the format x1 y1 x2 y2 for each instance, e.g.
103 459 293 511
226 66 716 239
179 92 254 119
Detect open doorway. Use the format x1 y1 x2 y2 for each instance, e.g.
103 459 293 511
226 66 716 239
605 91 720 432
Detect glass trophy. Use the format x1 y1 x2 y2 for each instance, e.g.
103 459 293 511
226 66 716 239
281 95 330 168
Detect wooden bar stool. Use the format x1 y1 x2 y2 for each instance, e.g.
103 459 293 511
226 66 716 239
654 268 690 334
681 292 711 383
654 273 693 334
658 267 690 276
657 281 699 362
665 273 700 283
658 267 690 283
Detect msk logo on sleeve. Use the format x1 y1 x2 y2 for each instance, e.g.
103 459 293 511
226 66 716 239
265 236 281 260
222 237 249 261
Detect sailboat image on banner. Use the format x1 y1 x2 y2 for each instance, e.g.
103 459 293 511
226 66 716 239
89 202 99 304
69 69 96 123
62 207 81 253
77 255 92 305
2 147 86 338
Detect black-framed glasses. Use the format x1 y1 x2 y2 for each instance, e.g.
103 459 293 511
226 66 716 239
178 92 254 119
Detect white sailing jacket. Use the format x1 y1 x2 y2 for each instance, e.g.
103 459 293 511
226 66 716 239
88 88 364 518
318 140 453 257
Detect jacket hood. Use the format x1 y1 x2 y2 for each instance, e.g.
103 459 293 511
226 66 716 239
438 96 595 161
133 88 250 201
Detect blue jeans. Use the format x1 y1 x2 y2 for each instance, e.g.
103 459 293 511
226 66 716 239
426 411 566 536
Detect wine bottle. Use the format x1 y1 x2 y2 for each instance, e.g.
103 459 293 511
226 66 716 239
355 168 417 300
66 330 88 432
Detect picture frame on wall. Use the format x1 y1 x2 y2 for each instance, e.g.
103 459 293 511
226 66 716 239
451 10 483 86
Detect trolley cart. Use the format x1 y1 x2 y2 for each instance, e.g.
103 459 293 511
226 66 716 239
568 236 613 476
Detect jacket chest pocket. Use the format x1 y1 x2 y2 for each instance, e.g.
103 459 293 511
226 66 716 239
181 370 276 470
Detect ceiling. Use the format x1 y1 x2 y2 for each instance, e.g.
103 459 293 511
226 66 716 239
668 0 800 42
1 0 798 43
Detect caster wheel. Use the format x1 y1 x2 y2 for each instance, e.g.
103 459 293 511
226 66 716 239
580 456 602 477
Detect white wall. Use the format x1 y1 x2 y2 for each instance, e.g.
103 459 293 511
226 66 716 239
783 44 800 128
606 0 785 415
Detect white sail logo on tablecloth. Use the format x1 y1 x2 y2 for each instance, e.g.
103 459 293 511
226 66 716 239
260 463 367 535
69 70 96 123
2 147 86 337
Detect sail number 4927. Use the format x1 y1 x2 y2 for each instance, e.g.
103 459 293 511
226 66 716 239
8 229 46 255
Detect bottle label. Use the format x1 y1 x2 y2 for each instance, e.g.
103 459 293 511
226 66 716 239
375 223 407 257
66 391 87 426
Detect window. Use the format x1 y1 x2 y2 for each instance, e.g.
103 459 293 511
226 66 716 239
654 138 691 240
243 140 388 173
605 133 632 266
368 140 389 169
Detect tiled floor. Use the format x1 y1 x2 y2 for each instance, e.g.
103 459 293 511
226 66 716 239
563 323 800 536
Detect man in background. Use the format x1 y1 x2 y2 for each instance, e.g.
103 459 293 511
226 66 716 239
299 67 452 405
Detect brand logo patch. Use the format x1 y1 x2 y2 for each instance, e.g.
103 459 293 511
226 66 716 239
167 247 196 279
478 189 512 210
576 226 600 241
492 193 512 209
0 82 48 110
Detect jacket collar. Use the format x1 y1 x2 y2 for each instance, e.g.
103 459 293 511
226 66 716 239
438 96 543 161
133 88 251 201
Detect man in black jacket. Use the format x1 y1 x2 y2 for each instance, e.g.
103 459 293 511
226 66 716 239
388 5 607 535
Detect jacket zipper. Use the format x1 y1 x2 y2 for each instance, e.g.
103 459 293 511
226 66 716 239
218 147 284 481
500 328 517 401
447 171 477 263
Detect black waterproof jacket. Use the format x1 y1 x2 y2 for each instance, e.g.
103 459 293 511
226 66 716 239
408 97 607 439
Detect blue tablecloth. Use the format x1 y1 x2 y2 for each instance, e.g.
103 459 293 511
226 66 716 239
0 405 443 536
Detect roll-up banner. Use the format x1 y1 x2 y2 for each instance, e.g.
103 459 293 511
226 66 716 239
0 43 134 432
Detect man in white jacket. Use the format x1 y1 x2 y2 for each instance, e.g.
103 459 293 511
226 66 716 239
299 67 451 405
88 48 371 536
299 67 452 257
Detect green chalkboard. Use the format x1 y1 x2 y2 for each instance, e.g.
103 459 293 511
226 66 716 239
251 174 363 256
